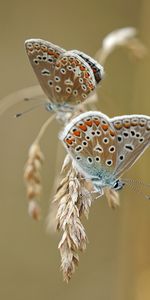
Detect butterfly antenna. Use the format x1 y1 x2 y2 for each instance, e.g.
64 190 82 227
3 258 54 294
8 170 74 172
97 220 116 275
15 103 45 118
122 178 150 200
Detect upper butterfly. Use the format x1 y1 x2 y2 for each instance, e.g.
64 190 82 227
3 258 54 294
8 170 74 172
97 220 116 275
25 39 104 112
60 111 150 196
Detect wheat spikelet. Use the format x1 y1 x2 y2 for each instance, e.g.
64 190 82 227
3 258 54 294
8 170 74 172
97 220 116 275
24 143 44 220
50 155 93 281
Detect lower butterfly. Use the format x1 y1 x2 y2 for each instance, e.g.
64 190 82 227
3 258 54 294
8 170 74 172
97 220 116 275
60 111 150 195
25 39 104 112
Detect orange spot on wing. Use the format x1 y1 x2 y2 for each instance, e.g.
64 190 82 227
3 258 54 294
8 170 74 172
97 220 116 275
131 122 138 126
48 50 54 55
78 124 87 131
80 65 86 71
92 68 97 73
56 62 60 68
89 83 94 89
139 122 145 127
65 138 75 145
54 53 59 58
41 46 47 52
114 123 122 130
102 124 109 131
93 120 100 126
123 122 130 128
85 72 90 78
73 130 81 137
109 130 116 137
85 120 93 127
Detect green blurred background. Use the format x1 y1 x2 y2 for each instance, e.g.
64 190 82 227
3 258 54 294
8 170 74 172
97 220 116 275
0 0 150 299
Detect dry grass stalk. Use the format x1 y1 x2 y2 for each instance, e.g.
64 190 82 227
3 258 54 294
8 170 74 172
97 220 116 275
24 114 55 220
50 154 121 281
52 155 93 282
24 143 44 220
104 188 120 209
96 27 147 64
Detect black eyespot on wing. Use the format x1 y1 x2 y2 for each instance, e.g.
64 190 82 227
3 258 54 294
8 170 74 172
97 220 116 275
125 144 134 151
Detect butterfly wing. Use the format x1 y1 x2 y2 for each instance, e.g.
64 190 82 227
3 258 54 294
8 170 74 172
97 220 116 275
25 39 66 104
52 51 96 108
61 111 118 181
111 115 150 177
71 50 104 84
61 111 150 188
25 40 98 110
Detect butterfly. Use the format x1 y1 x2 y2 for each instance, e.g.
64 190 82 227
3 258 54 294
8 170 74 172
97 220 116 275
25 39 104 112
60 111 150 195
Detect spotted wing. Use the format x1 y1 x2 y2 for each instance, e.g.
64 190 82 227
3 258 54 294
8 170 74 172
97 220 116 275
25 39 66 103
71 50 104 84
61 111 118 179
52 51 96 108
111 115 150 177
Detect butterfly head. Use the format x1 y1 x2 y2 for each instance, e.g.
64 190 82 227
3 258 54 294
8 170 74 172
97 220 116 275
91 175 125 193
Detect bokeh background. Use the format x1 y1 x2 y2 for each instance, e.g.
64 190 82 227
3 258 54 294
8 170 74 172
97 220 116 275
0 0 150 299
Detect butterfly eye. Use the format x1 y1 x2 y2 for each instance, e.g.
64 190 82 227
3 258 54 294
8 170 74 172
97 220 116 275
113 180 124 191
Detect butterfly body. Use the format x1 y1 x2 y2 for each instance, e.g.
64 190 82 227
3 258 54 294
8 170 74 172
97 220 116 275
60 111 150 194
25 39 104 112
